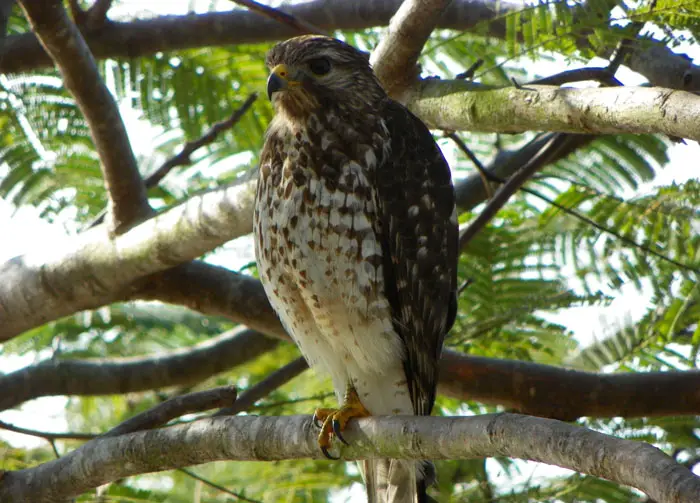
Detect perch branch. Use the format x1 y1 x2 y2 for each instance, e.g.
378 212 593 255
0 414 698 503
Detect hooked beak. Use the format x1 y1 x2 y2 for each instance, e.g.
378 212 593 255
267 64 299 100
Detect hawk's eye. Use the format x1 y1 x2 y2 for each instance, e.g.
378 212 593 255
307 57 331 76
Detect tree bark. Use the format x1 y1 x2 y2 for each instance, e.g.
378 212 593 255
1 414 698 503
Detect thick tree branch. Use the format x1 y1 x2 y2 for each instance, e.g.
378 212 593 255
409 81 700 141
1 414 698 503
0 179 256 342
370 0 452 101
17 0 150 231
438 351 700 420
0 328 276 412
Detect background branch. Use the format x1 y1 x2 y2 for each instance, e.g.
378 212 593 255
0 328 276 411
1 414 697 503
17 0 150 231
3 0 699 94
370 0 452 100
103 385 237 438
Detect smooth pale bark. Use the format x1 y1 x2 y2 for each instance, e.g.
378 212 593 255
0 414 698 503
0 179 256 342
409 80 700 141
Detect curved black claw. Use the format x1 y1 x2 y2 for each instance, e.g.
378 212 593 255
321 445 340 460
332 419 349 446
312 413 323 429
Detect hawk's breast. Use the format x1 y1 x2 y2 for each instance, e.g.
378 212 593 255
254 114 405 380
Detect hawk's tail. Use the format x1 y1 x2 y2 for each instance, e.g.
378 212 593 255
362 460 435 503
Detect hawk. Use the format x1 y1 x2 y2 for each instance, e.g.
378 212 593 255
254 35 458 503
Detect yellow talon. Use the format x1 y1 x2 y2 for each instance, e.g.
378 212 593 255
314 386 370 459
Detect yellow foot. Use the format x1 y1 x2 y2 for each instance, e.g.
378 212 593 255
313 386 370 460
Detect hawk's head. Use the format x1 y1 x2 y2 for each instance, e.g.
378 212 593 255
265 36 386 120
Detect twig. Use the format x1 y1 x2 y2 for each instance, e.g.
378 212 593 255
456 59 484 81
214 357 308 416
86 93 258 229
103 386 237 438
528 67 622 87
18 0 150 232
179 468 262 503
250 392 333 411
454 133 597 212
146 93 258 189
520 184 698 273
445 132 493 199
0 420 95 441
458 134 570 251
228 0 328 36
448 133 699 273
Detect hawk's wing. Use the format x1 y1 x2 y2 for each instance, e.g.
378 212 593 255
375 100 459 417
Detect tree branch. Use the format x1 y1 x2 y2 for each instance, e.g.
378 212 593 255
86 93 259 229
0 178 256 342
17 0 150 231
103 386 237 437
214 357 308 416
4 0 699 95
134 261 285 340
1 0 508 74
370 0 452 101
409 81 700 141
438 351 700 420
0 328 276 412
0 420 94 441
1 414 698 503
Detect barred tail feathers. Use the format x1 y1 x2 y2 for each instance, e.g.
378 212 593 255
362 459 430 503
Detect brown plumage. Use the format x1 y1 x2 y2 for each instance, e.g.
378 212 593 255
254 35 458 502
